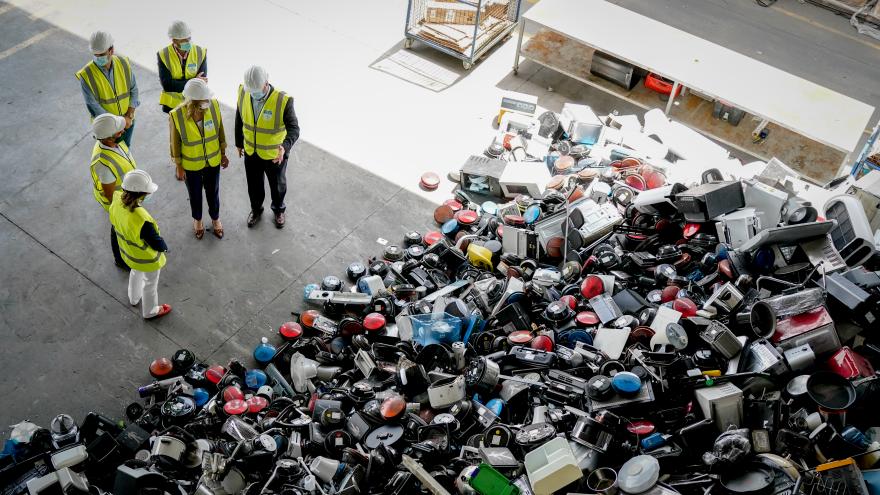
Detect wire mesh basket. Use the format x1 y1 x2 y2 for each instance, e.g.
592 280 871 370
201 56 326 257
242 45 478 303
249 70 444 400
404 0 523 69
802 470 851 495
800 458 871 495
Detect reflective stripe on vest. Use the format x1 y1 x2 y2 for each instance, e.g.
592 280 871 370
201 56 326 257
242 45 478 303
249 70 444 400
171 100 223 171
158 45 206 108
75 56 132 116
109 190 166 272
90 141 137 211
237 84 290 160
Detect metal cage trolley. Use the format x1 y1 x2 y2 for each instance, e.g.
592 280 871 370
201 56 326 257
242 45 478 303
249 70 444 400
405 0 523 69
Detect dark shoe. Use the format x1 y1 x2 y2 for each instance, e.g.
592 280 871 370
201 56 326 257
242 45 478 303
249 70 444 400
247 210 262 228
274 211 285 228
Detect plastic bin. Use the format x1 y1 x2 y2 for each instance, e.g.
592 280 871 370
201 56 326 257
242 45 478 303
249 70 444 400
469 463 520 495
524 437 582 495
398 312 463 345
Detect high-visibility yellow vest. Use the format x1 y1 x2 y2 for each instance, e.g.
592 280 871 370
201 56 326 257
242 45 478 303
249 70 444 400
170 100 223 171
75 56 133 116
109 191 166 272
157 44 206 108
237 84 290 160
90 142 137 211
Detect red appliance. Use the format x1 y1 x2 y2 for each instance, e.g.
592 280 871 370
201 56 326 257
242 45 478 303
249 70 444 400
644 73 683 96
827 347 874 379
771 306 841 356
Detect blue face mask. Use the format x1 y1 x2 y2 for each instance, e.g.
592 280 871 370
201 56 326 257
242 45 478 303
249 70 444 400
94 55 109 66
178 41 192 52
142 194 153 204
250 89 266 101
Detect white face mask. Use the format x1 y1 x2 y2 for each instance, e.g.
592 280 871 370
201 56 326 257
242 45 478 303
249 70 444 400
198 101 210 110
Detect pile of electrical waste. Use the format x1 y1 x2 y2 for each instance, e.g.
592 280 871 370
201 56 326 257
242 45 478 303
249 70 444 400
5 101 880 495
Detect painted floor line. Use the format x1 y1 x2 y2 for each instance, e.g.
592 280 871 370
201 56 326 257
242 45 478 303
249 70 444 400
0 27 57 61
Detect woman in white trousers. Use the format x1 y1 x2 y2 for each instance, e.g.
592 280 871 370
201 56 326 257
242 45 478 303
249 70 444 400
109 170 172 319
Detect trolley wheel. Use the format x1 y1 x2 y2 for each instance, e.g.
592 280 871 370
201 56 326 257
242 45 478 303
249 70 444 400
463 60 473 70
403 38 414 49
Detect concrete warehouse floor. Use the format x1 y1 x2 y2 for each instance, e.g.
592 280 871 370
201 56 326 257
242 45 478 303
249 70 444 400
1 0 879 431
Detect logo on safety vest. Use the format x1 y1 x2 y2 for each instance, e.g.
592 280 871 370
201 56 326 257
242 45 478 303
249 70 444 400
204 119 215 130
187 63 197 72
262 109 273 121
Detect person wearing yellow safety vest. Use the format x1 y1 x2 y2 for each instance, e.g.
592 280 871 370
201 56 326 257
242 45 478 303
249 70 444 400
235 65 300 229
90 113 138 269
169 79 229 239
157 20 207 114
109 170 172 320
76 31 139 147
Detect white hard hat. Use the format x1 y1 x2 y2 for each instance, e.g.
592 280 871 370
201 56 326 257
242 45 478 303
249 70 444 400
182 79 214 101
122 170 159 194
89 31 113 53
243 65 268 93
167 20 191 40
92 113 126 139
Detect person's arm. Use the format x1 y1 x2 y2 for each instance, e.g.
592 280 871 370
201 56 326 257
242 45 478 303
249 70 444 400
234 104 243 149
280 99 300 156
167 71 189 93
128 66 139 109
79 78 104 118
157 54 175 92
198 55 207 78
159 51 194 93
101 183 115 202
216 105 229 167
95 163 117 202
123 59 138 126
140 222 168 252
169 116 185 180
217 107 227 152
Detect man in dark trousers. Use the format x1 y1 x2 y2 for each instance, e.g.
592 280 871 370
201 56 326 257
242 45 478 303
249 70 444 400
235 65 300 228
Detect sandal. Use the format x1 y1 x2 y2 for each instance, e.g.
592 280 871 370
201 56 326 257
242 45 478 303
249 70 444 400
212 220 224 239
194 220 205 240
146 304 172 320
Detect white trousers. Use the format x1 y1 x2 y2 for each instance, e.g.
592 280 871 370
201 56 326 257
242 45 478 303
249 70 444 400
128 268 161 318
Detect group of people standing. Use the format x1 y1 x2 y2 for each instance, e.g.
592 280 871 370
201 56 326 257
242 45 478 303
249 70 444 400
78 21 300 319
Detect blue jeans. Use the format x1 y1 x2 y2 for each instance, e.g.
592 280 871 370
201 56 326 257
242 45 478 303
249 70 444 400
120 121 135 148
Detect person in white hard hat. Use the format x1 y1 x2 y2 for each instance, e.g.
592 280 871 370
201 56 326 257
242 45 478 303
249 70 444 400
158 20 207 113
169 78 229 239
235 65 299 229
76 31 140 147
109 170 172 320
90 113 138 268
